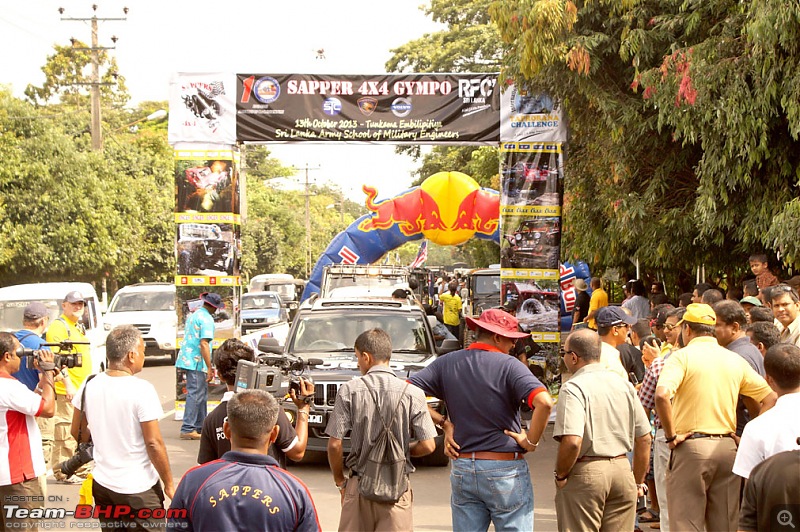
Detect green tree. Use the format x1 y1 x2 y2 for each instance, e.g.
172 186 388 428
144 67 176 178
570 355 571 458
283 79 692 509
489 0 800 286
0 90 173 287
24 40 129 109
386 0 502 268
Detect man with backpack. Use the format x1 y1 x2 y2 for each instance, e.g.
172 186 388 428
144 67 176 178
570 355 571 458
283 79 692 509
46 290 92 484
326 328 437 531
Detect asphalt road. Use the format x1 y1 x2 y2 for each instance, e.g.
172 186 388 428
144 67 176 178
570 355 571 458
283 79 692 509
44 362 561 531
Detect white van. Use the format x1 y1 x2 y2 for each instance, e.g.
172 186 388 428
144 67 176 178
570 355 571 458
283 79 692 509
104 283 177 363
0 282 106 374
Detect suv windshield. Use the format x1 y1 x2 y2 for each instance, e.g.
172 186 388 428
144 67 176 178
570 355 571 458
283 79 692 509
290 312 432 363
263 283 296 302
109 292 174 312
242 294 280 310
474 275 501 296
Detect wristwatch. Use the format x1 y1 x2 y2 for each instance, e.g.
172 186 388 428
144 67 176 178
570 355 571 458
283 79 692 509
554 470 569 481
435 415 447 430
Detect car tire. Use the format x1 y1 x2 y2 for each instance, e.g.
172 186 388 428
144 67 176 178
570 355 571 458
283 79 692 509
170 350 177 365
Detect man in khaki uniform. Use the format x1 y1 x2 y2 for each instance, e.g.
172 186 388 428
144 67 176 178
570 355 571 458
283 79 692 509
655 303 777 531
554 328 652 531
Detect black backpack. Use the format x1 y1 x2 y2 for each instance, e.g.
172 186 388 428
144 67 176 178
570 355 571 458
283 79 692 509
357 377 410 503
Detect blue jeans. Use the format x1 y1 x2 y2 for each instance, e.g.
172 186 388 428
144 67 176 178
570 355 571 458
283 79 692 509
450 457 534 531
180 369 207 434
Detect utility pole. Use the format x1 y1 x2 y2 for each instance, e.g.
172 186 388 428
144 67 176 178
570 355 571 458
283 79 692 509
296 164 320 278
60 5 128 151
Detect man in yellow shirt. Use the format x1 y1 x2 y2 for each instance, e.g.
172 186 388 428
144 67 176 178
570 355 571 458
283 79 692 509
655 304 776 531
439 281 462 341
584 277 608 330
46 291 92 483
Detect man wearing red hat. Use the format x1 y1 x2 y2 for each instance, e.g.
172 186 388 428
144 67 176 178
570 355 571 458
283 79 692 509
176 293 223 440
655 303 777 531
409 308 553 531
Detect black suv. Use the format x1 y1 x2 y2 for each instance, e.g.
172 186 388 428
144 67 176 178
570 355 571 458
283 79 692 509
265 296 458 466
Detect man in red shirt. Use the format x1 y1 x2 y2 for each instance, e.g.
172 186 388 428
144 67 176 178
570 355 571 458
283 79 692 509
0 332 57 530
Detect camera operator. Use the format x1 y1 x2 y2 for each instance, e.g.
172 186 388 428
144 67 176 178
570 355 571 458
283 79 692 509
46 290 92 484
13 302 74 483
0 332 57 531
198 338 314 468
70 325 174 530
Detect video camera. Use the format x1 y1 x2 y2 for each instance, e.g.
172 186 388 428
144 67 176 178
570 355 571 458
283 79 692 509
16 340 88 370
234 338 322 404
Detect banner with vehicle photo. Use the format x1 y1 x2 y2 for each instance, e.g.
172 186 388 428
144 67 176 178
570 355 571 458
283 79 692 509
499 88 565 354
235 73 500 144
174 144 243 420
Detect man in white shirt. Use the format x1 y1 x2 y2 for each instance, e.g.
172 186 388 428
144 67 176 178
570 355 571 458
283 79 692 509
71 325 174 529
595 306 634 380
733 343 800 478
771 285 800 347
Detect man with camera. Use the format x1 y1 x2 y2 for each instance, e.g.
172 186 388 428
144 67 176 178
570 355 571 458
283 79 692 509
170 390 321 531
176 292 222 440
46 290 92 483
0 332 57 531
198 338 314 467
70 325 174 530
13 302 74 481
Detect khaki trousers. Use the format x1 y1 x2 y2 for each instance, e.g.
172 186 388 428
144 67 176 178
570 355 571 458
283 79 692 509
338 476 413 532
555 457 637 531
53 394 77 475
666 437 739 531
37 415 54 470
0 477 44 531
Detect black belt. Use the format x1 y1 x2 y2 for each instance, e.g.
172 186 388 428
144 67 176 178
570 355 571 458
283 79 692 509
686 433 730 439
576 454 627 463
350 470 359 477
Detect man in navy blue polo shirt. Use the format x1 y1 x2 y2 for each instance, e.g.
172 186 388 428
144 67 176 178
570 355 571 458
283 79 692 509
169 390 320 532
409 308 553 531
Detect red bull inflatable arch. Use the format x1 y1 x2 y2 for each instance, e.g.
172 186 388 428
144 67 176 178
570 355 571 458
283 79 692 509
302 171 501 298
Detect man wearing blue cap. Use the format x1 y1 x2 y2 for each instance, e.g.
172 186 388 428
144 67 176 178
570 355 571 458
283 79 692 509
595 306 635 381
176 292 223 440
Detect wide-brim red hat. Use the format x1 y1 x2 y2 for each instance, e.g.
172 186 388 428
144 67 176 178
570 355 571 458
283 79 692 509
466 308 529 339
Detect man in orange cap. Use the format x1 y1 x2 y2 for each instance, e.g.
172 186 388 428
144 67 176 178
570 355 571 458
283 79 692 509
655 303 777 531
409 308 553 531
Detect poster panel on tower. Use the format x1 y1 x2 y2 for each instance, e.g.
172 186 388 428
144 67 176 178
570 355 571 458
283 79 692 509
168 73 237 145
499 134 564 349
500 86 567 143
235 73 500 144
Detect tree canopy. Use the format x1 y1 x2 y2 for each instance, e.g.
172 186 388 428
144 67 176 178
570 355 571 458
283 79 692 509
489 0 800 285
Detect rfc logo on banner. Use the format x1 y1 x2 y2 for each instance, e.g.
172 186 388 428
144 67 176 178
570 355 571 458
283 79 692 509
323 97 343 116
391 97 412 117
458 78 496 104
253 77 281 104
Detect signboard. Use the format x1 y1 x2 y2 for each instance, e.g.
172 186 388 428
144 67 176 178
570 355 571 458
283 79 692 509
235 73 500 144
168 73 237 144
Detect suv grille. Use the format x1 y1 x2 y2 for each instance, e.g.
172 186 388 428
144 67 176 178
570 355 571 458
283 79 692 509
133 324 151 335
314 382 343 407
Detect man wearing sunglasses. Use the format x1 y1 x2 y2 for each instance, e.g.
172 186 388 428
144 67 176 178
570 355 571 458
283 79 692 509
554 328 652 531
655 304 777 531
771 285 800 347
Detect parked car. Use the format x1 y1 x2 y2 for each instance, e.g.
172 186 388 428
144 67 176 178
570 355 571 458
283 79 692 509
249 274 306 321
241 291 289 334
0 282 106 374
104 283 177 363
264 296 459 466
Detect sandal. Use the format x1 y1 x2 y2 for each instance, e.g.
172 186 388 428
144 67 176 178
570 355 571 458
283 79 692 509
639 511 660 523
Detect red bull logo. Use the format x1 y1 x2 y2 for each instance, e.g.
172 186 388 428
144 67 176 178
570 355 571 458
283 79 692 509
359 172 500 246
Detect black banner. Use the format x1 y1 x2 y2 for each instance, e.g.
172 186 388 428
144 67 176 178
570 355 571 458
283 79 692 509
236 74 500 144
